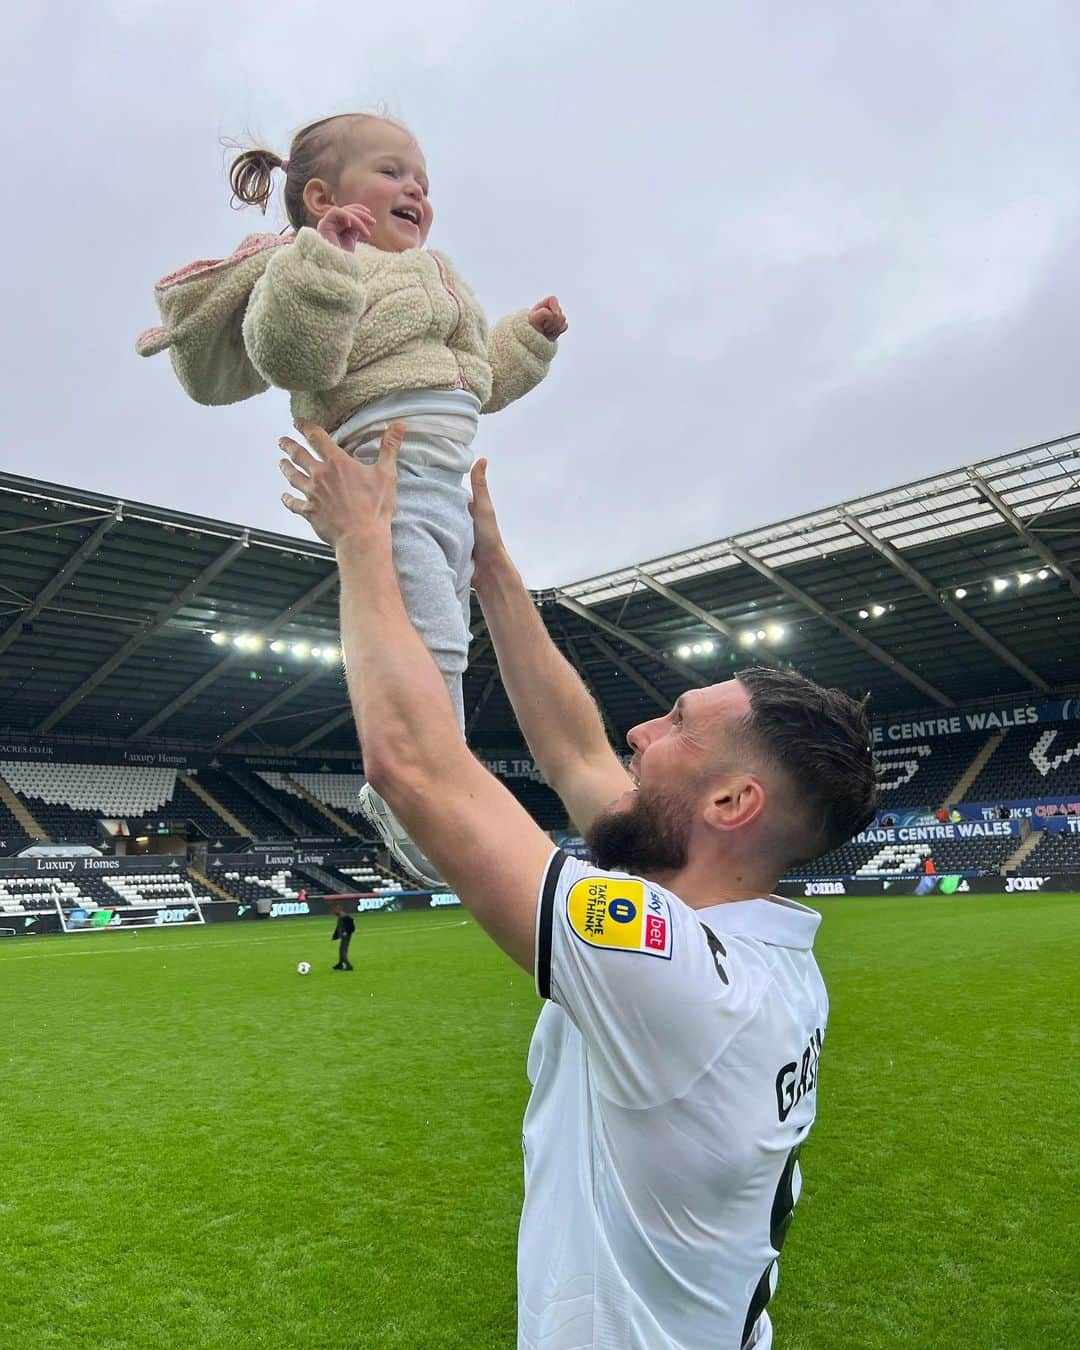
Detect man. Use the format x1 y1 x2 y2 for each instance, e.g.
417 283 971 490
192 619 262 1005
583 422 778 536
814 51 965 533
331 903 355 971
278 422 879 1350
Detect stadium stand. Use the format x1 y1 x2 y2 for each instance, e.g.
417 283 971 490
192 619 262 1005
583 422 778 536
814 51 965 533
0 431 1078 888
263 771 380 837
0 876 85 913
320 859 403 893
874 733 990 809
101 873 212 908
183 770 290 839
503 777 569 832
252 771 357 838
217 867 306 904
1019 830 1080 874
962 725 1080 803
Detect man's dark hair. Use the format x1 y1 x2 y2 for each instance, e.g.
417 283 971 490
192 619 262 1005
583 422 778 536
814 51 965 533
734 666 880 865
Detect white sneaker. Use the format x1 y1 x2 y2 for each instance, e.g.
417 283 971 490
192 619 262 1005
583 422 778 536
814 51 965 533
357 784 445 890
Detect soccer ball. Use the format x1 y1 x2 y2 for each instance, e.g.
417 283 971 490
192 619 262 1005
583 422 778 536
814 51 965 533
296 961 311 976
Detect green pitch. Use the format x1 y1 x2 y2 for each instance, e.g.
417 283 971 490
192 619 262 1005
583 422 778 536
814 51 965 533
1 895 1077 1348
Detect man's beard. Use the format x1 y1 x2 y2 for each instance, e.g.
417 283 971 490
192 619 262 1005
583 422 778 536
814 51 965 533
584 783 691 876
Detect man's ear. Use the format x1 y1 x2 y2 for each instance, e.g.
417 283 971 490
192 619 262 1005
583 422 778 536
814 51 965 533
703 775 766 832
303 178 336 222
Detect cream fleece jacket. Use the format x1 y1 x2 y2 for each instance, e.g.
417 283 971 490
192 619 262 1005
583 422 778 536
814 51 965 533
137 227 557 428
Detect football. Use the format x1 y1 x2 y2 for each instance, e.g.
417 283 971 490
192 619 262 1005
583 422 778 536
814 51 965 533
296 961 311 976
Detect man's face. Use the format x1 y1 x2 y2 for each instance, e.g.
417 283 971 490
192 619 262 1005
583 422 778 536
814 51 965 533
585 681 753 875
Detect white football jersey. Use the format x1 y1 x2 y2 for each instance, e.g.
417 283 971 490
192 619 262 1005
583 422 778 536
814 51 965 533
517 850 828 1350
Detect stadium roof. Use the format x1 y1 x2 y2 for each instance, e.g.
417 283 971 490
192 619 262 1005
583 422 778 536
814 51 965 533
1 429 1079 759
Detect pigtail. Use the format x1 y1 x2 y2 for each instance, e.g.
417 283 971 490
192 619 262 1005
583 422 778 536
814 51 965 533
229 147 285 214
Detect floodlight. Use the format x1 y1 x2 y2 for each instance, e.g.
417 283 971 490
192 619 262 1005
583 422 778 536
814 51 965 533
677 645 692 658
954 588 967 600
870 604 886 618
766 624 785 642
211 632 228 646
992 578 1009 593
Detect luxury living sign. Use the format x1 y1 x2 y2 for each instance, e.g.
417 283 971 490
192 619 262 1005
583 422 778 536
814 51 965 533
871 697 1079 744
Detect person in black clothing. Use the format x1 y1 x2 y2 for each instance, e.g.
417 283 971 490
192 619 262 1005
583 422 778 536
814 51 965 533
331 904 355 971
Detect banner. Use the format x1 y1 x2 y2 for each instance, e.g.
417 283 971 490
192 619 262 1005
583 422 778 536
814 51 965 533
871 696 1080 745
205 848 377 872
950 797 1080 824
0 854 187 875
854 820 1020 845
0 739 210 768
777 873 1080 899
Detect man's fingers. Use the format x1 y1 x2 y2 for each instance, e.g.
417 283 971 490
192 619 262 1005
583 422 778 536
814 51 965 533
377 421 405 473
292 419 343 460
278 458 311 492
278 437 319 474
280 492 311 517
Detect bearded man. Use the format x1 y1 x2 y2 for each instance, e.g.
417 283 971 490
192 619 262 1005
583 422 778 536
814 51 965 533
278 421 879 1350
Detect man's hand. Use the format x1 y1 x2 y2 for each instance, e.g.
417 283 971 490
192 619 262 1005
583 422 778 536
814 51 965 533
469 458 511 584
528 295 568 341
278 419 403 549
316 204 375 253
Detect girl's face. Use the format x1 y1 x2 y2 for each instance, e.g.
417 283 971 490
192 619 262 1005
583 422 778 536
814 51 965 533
331 122 433 252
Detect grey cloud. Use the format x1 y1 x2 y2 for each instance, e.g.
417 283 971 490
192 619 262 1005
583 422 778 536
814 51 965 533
2 1 1077 588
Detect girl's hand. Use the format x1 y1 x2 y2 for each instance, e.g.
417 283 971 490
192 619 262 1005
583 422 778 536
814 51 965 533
528 296 568 341
316 205 376 253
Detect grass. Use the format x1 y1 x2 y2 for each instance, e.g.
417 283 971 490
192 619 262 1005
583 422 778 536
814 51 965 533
0 895 1077 1348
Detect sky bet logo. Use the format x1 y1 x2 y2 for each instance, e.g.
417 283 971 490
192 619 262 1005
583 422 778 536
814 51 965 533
566 878 672 959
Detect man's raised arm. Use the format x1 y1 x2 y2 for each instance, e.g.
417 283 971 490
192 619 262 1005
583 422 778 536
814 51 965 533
469 460 631 835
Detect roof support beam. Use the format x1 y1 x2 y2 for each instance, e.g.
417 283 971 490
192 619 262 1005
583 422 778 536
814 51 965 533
132 570 340 739
37 536 249 733
840 512 1049 693
287 635 495 754
633 569 784 671
289 707 355 752
564 633 619 741
729 545 953 707
0 507 121 659
553 590 706 689
589 635 674 713
465 665 501 739
213 665 331 749
966 469 1080 605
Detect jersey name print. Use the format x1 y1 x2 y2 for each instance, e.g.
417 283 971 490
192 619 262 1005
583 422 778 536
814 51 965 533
565 874 672 958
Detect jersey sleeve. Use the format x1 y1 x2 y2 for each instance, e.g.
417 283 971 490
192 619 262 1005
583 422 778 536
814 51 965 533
534 850 764 1106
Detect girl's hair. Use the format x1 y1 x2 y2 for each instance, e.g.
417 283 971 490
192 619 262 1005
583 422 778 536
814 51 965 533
228 112 406 231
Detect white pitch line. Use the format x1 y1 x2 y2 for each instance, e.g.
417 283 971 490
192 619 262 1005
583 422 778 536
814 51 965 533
0 917 470 963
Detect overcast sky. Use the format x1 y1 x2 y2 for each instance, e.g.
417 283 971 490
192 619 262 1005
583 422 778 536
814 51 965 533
2 2 1078 588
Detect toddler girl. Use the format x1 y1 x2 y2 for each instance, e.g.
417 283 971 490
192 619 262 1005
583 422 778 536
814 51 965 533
138 112 566 885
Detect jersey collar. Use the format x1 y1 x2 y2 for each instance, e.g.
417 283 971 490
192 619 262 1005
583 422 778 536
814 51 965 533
696 895 822 950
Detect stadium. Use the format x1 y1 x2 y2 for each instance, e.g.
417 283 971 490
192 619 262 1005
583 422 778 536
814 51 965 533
0 425 1076 1346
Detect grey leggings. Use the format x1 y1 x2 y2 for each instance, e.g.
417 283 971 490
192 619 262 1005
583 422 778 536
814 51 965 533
389 461 473 732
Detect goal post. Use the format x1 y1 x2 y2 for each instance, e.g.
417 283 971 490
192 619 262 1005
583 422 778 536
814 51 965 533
55 899 207 932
